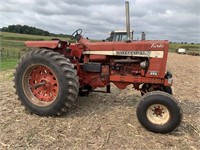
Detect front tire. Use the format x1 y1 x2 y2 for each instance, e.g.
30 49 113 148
137 91 182 133
14 49 79 116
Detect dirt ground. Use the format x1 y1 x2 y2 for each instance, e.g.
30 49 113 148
0 53 200 150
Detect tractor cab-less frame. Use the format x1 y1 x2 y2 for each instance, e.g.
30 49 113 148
14 1 182 134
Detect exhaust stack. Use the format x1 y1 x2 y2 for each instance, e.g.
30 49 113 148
125 1 131 41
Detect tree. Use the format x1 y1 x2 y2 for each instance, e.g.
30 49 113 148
1 25 70 37
0 25 51 36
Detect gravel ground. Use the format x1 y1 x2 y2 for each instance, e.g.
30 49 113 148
0 53 200 150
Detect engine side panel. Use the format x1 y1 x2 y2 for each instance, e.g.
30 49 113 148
71 38 170 89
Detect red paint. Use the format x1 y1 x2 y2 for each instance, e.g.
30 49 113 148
25 41 60 49
29 65 58 102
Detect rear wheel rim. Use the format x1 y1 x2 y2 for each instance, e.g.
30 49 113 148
146 104 170 125
23 64 59 107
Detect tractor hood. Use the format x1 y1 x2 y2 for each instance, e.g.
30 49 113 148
79 36 168 51
78 37 169 58
83 40 168 51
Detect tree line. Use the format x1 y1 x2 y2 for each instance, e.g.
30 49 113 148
0 25 70 38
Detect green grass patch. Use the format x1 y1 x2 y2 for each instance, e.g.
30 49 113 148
1 40 25 47
169 43 200 52
0 49 22 59
0 32 70 41
0 58 18 71
2 36 46 41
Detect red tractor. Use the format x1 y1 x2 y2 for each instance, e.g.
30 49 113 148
14 2 182 134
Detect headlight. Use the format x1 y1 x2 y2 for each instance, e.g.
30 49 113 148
140 60 148 69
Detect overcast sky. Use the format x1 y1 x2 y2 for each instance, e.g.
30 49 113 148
0 0 199 43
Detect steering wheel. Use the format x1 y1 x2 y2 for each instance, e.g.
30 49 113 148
70 29 83 40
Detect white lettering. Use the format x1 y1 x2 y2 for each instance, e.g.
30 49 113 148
151 43 164 48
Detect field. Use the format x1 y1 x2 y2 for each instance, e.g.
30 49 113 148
0 55 200 149
0 32 200 149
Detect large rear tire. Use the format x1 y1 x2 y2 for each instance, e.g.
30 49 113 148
137 91 182 133
14 49 79 116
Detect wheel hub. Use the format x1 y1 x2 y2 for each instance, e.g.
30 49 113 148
154 106 163 116
24 65 59 104
147 104 170 125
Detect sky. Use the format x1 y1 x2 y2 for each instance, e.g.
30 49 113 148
0 0 200 43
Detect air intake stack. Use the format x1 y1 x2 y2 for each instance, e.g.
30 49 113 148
141 32 146 40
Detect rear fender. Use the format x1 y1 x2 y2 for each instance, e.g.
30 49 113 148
25 40 68 49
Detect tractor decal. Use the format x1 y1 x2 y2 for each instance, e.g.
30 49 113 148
83 50 164 58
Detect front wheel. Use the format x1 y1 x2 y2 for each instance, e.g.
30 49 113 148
136 91 182 133
14 49 79 116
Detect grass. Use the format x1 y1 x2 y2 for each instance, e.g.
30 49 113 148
0 32 68 41
1 40 25 48
0 59 18 71
169 43 200 52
